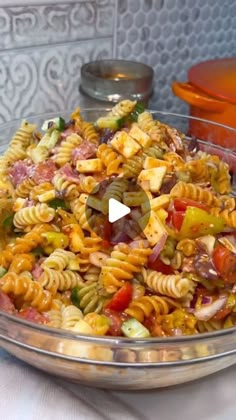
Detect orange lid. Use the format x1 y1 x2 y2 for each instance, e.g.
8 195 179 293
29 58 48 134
188 58 236 105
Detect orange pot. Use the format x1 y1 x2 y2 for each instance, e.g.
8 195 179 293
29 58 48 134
172 58 236 150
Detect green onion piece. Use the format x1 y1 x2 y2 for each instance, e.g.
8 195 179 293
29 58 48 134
121 318 150 338
2 214 14 230
71 287 80 308
31 247 44 257
0 266 7 278
48 198 67 210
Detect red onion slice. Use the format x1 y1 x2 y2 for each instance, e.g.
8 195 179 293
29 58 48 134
148 233 168 263
194 296 227 321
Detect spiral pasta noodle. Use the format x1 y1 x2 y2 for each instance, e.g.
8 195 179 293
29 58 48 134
99 242 152 293
39 267 82 294
13 203 55 230
42 249 79 271
137 111 161 142
0 101 235 339
78 175 98 194
184 159 209 182
140 268 194 298
125 295 180 323
81 121 99 144
54 134 83 167
97 144 124 176
108 100 137 118
14 178 36 198
170 181 218 206
72 280 106 315
121 155 144 178
53 173 79 199
0 272 52 311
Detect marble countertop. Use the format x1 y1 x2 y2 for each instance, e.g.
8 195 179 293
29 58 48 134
0 349 235 420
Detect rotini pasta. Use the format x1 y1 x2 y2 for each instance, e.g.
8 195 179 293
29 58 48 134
140 268 194 298
39 267 83 294
99 241 152 293
170 181 218 206
0 101 235 340
97 143 124 176
125 295 180 323
0 272 52 311
13 203 55 230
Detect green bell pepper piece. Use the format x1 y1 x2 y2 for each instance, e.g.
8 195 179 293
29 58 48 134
179 207 225 239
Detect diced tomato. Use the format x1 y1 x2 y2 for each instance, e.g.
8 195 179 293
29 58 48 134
143 315 165 337
172 211 185 231
103 309 123 336
167 210 185 231
148 257 174 274
213 307 231 321
213 245 236 284
106 283 133 312
173 198 209 212
18 307 48 324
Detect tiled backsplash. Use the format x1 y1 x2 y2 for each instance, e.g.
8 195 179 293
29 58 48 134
117 0 236 112
0 1 115 123
0 0 235 122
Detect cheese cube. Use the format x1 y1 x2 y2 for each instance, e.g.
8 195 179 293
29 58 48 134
129 123 152 148
138 167 167 193
111 131 141 158
139 210 167 247
76 159 103 173
141 194 170 214
143 156 172 171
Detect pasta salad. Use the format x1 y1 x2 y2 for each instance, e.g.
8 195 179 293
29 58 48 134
0 100 235 338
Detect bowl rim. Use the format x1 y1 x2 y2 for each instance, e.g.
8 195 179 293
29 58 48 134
0 108 236 345
1 310 236 345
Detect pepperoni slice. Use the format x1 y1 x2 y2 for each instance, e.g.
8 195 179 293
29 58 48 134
32 160 56 184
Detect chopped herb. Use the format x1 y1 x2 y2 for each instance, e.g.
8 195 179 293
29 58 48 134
48 198 67 210
0 266 7 278
31 247 44 257
71 287 80 307
2 214 14 231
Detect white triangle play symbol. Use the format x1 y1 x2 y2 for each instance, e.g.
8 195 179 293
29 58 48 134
108 198 131 223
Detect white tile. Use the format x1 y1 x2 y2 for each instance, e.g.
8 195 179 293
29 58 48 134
0 1 115 49
0 38 113 123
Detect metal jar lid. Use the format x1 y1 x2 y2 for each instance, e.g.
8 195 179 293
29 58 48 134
80 59 154 103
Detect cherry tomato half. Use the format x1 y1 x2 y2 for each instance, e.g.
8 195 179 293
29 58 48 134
213 245 236 284
105 283 133 312
173 198 209 212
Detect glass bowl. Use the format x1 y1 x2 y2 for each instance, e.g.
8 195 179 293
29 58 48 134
0 110 236 390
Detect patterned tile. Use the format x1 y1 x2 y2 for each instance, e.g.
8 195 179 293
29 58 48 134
116 0 236 113
0 1 115 49
0 38 113 123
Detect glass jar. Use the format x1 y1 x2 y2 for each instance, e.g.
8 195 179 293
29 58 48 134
79 59 154 108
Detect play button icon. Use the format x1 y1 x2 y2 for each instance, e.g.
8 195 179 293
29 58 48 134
85 177 151 243
108 198 131 223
